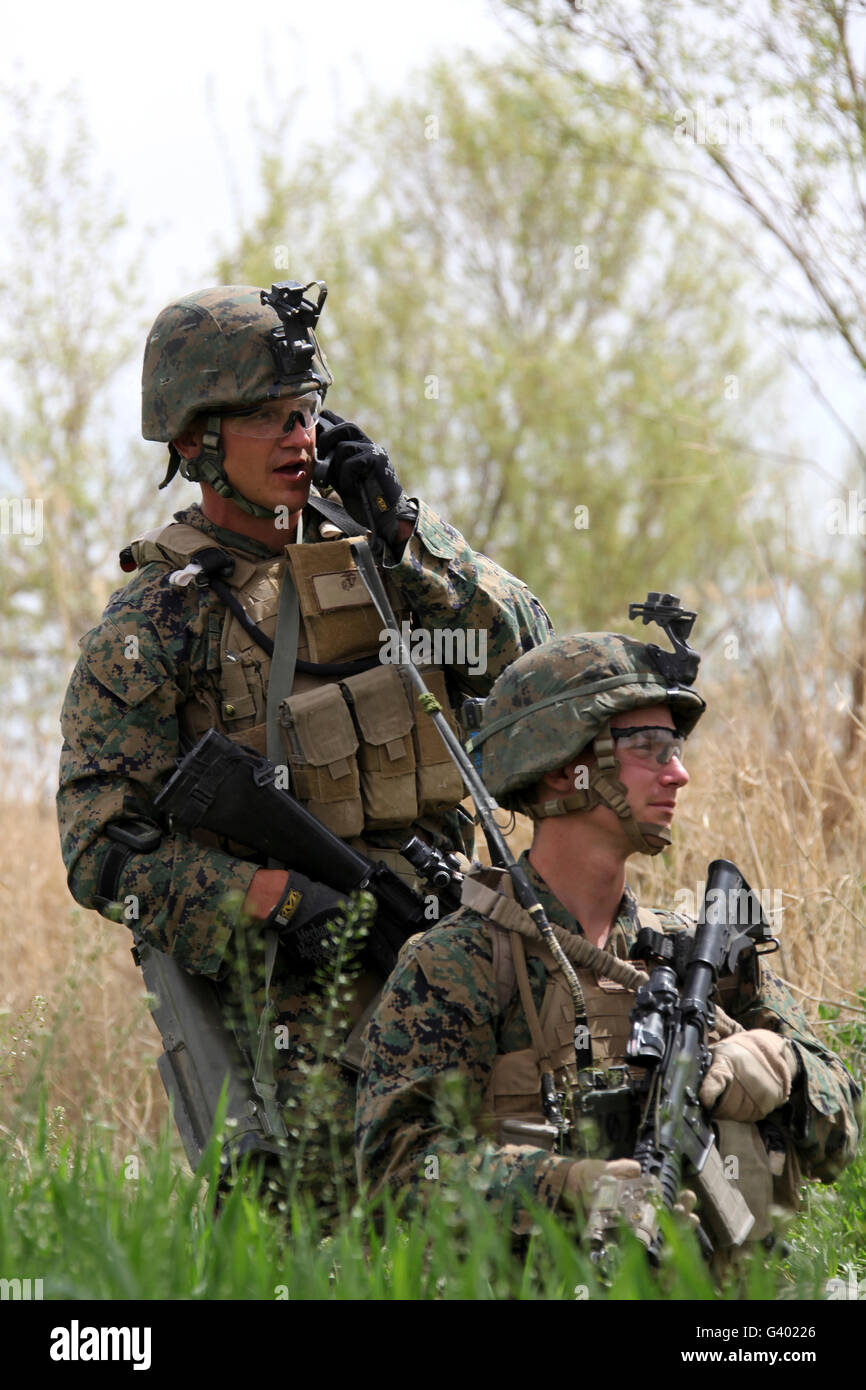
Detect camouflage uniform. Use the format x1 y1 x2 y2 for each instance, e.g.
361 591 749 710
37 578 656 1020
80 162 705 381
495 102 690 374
355 849 861 1230
355 626 861 1234
57 496 552 1203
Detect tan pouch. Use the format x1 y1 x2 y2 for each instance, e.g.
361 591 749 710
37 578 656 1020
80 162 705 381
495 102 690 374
278 683 364 837
712 1119 774 1242
284 538 384 664
342 665 417 829
411 667 465 814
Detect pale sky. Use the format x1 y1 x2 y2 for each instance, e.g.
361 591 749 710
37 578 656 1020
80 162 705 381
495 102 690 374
3 0 863 504
6 0 509 298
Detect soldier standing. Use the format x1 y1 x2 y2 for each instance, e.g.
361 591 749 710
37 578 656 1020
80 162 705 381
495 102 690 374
56 280 552 1210
355 624 861 1248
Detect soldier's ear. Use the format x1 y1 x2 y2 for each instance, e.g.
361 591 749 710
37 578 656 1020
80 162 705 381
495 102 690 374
173 428 203 461
538 763 576 793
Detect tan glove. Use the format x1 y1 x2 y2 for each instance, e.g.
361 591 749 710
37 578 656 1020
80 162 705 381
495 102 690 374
561 1158 642 1207
700 1029 797 1123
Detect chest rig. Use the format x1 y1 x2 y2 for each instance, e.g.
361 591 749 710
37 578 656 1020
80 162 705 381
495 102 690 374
123 508 466 847
464 867 672 1160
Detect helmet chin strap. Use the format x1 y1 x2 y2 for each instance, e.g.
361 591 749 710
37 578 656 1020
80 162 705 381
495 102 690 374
176 415 279 520
520 720 671 856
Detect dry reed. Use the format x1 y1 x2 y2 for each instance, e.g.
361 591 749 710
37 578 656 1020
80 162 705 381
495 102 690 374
2 651 864 1158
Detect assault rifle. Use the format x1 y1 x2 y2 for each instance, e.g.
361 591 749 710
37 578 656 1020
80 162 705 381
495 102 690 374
154 727 463 978
141 728 463 1171
588 858 779 1263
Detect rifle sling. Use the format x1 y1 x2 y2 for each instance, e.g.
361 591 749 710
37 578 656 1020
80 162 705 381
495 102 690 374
461 877 741 1039
251 929 288 1140
510 931 555 1077
266 564 300 768
249 562 302 1141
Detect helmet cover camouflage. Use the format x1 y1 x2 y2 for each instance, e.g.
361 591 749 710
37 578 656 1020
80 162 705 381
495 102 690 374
142 285 332 441
470 631 706 809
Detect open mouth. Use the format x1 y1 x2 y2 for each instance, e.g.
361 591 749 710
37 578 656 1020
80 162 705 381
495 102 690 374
273 462 309 480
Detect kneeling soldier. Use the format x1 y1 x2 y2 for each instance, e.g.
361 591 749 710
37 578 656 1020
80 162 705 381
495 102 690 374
355 622 861 1246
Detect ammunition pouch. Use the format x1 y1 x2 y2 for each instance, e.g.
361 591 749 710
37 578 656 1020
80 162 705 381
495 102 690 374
279 664 464 837
279 682 363 836
709 1118 799 1244
124 520 467 843
343 664 418 830
285 535 383 664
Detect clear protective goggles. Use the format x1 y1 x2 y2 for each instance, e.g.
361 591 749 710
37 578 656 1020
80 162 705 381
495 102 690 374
221 391 322 438
609 725 685 766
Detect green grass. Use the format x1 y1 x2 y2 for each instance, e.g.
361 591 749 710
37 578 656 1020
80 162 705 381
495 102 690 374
1 910 861 1301
0 1093 861 1301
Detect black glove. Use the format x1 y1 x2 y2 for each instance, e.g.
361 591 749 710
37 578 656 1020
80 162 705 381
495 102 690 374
315 410 416 551
265 870 347 970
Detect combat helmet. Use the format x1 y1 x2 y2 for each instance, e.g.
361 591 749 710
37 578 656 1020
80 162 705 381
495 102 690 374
466 594 706 855
142 281 333 518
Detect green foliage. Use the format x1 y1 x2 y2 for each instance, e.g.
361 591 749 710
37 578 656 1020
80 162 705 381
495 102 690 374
817 988 866 1074
2 935 859 1302
784 1013 866 1285
216 55 781 633
0 993 49 1091
501 0 866 372
497 0 866 711
0 1094 857 1300
786 1147 866 1295
0 83 158 771
5 899 854 1301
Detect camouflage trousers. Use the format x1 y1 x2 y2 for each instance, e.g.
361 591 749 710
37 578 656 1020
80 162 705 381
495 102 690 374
217 937 369 1226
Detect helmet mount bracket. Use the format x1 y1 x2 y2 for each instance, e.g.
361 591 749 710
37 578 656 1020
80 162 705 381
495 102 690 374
260 281 328 386
628 592 700 686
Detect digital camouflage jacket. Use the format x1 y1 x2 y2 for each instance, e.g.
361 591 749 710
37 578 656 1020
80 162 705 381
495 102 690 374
56 498 553 1202
355 851 861 1228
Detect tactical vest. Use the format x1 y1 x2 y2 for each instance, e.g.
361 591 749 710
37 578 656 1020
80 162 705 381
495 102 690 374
463 867 801 1239
125 516 466 851
466 867 661 1141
